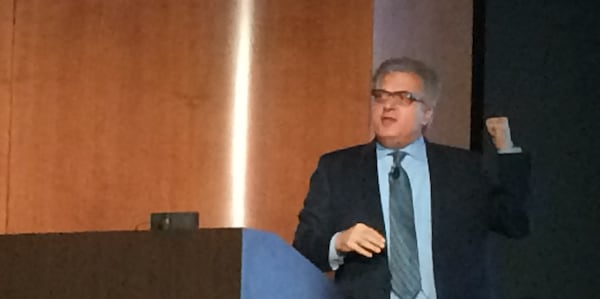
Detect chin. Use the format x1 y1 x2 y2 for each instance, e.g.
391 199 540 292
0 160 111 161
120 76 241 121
375 128 404 140
375 135 401 148
375 131 417 149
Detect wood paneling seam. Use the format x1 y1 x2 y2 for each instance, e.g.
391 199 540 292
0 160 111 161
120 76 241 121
3 0 17 233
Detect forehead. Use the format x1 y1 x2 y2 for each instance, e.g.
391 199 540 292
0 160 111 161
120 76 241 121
379 71 423 92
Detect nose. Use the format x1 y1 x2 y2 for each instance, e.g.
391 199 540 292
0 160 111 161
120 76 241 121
382 99 396 111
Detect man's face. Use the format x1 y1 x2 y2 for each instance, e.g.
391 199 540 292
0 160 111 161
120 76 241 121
370 71 433 148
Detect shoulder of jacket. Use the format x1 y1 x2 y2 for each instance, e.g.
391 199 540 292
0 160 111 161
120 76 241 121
320 142 372 160
426 141 481 161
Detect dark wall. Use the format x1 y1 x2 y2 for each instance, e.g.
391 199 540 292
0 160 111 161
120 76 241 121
480 0 600 298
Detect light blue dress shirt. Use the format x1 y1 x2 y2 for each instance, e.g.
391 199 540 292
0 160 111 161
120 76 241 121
376 137 436 299
329 137 437 299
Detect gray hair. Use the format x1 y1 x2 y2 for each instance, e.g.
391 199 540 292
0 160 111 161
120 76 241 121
372 57 441 108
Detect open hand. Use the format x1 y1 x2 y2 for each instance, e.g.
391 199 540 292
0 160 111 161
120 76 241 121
335 223 385 258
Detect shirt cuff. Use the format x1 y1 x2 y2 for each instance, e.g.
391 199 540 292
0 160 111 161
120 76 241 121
328 232 346 270
497 146 523 154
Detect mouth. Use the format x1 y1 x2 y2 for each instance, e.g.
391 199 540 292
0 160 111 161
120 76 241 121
381 116 397 125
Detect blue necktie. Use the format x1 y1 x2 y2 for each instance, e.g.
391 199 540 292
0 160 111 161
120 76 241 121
388 151 421 299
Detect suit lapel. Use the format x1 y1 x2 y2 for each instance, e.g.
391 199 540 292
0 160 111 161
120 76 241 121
426 141 452 298
426 142 445 237
357 140 386 235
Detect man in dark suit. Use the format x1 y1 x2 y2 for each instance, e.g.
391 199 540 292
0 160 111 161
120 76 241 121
293 57 530 299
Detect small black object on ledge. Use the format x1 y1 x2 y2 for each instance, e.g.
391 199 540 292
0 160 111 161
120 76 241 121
150 212 199 231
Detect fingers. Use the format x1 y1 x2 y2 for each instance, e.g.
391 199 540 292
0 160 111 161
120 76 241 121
352 243 376 258
485 117 509 135
335 223 386 258
352 239 383 257
485 116 514 150
485 117 508 136
486 116 508 125
364 229 386 249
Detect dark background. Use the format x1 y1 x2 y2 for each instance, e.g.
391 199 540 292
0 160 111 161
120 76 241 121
474 0 600 298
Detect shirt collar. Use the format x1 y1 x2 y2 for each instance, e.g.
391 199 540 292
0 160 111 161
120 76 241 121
376 136 427 162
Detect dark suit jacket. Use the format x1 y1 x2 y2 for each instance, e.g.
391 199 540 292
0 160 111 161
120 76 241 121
293 140 530 299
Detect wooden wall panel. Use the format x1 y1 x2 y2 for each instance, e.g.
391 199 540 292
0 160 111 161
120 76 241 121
5 0 374 238
373 0 473 149
0 0 14 233
245 1 373 241
8 0 237 233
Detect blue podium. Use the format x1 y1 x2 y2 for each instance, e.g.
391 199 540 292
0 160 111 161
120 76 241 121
0 228 343 299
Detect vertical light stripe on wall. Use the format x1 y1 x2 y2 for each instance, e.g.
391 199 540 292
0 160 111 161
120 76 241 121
231 0 253 227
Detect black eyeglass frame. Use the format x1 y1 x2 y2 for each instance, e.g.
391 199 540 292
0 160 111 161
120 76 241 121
370 89 427 106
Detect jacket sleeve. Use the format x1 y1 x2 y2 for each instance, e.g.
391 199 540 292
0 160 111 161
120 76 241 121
488 152 532 238
293 155 337 271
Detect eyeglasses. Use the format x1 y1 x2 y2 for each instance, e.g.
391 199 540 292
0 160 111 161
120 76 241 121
371 89 425 106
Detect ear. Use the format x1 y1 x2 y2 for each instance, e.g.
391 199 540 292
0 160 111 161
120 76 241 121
422 107 434 126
